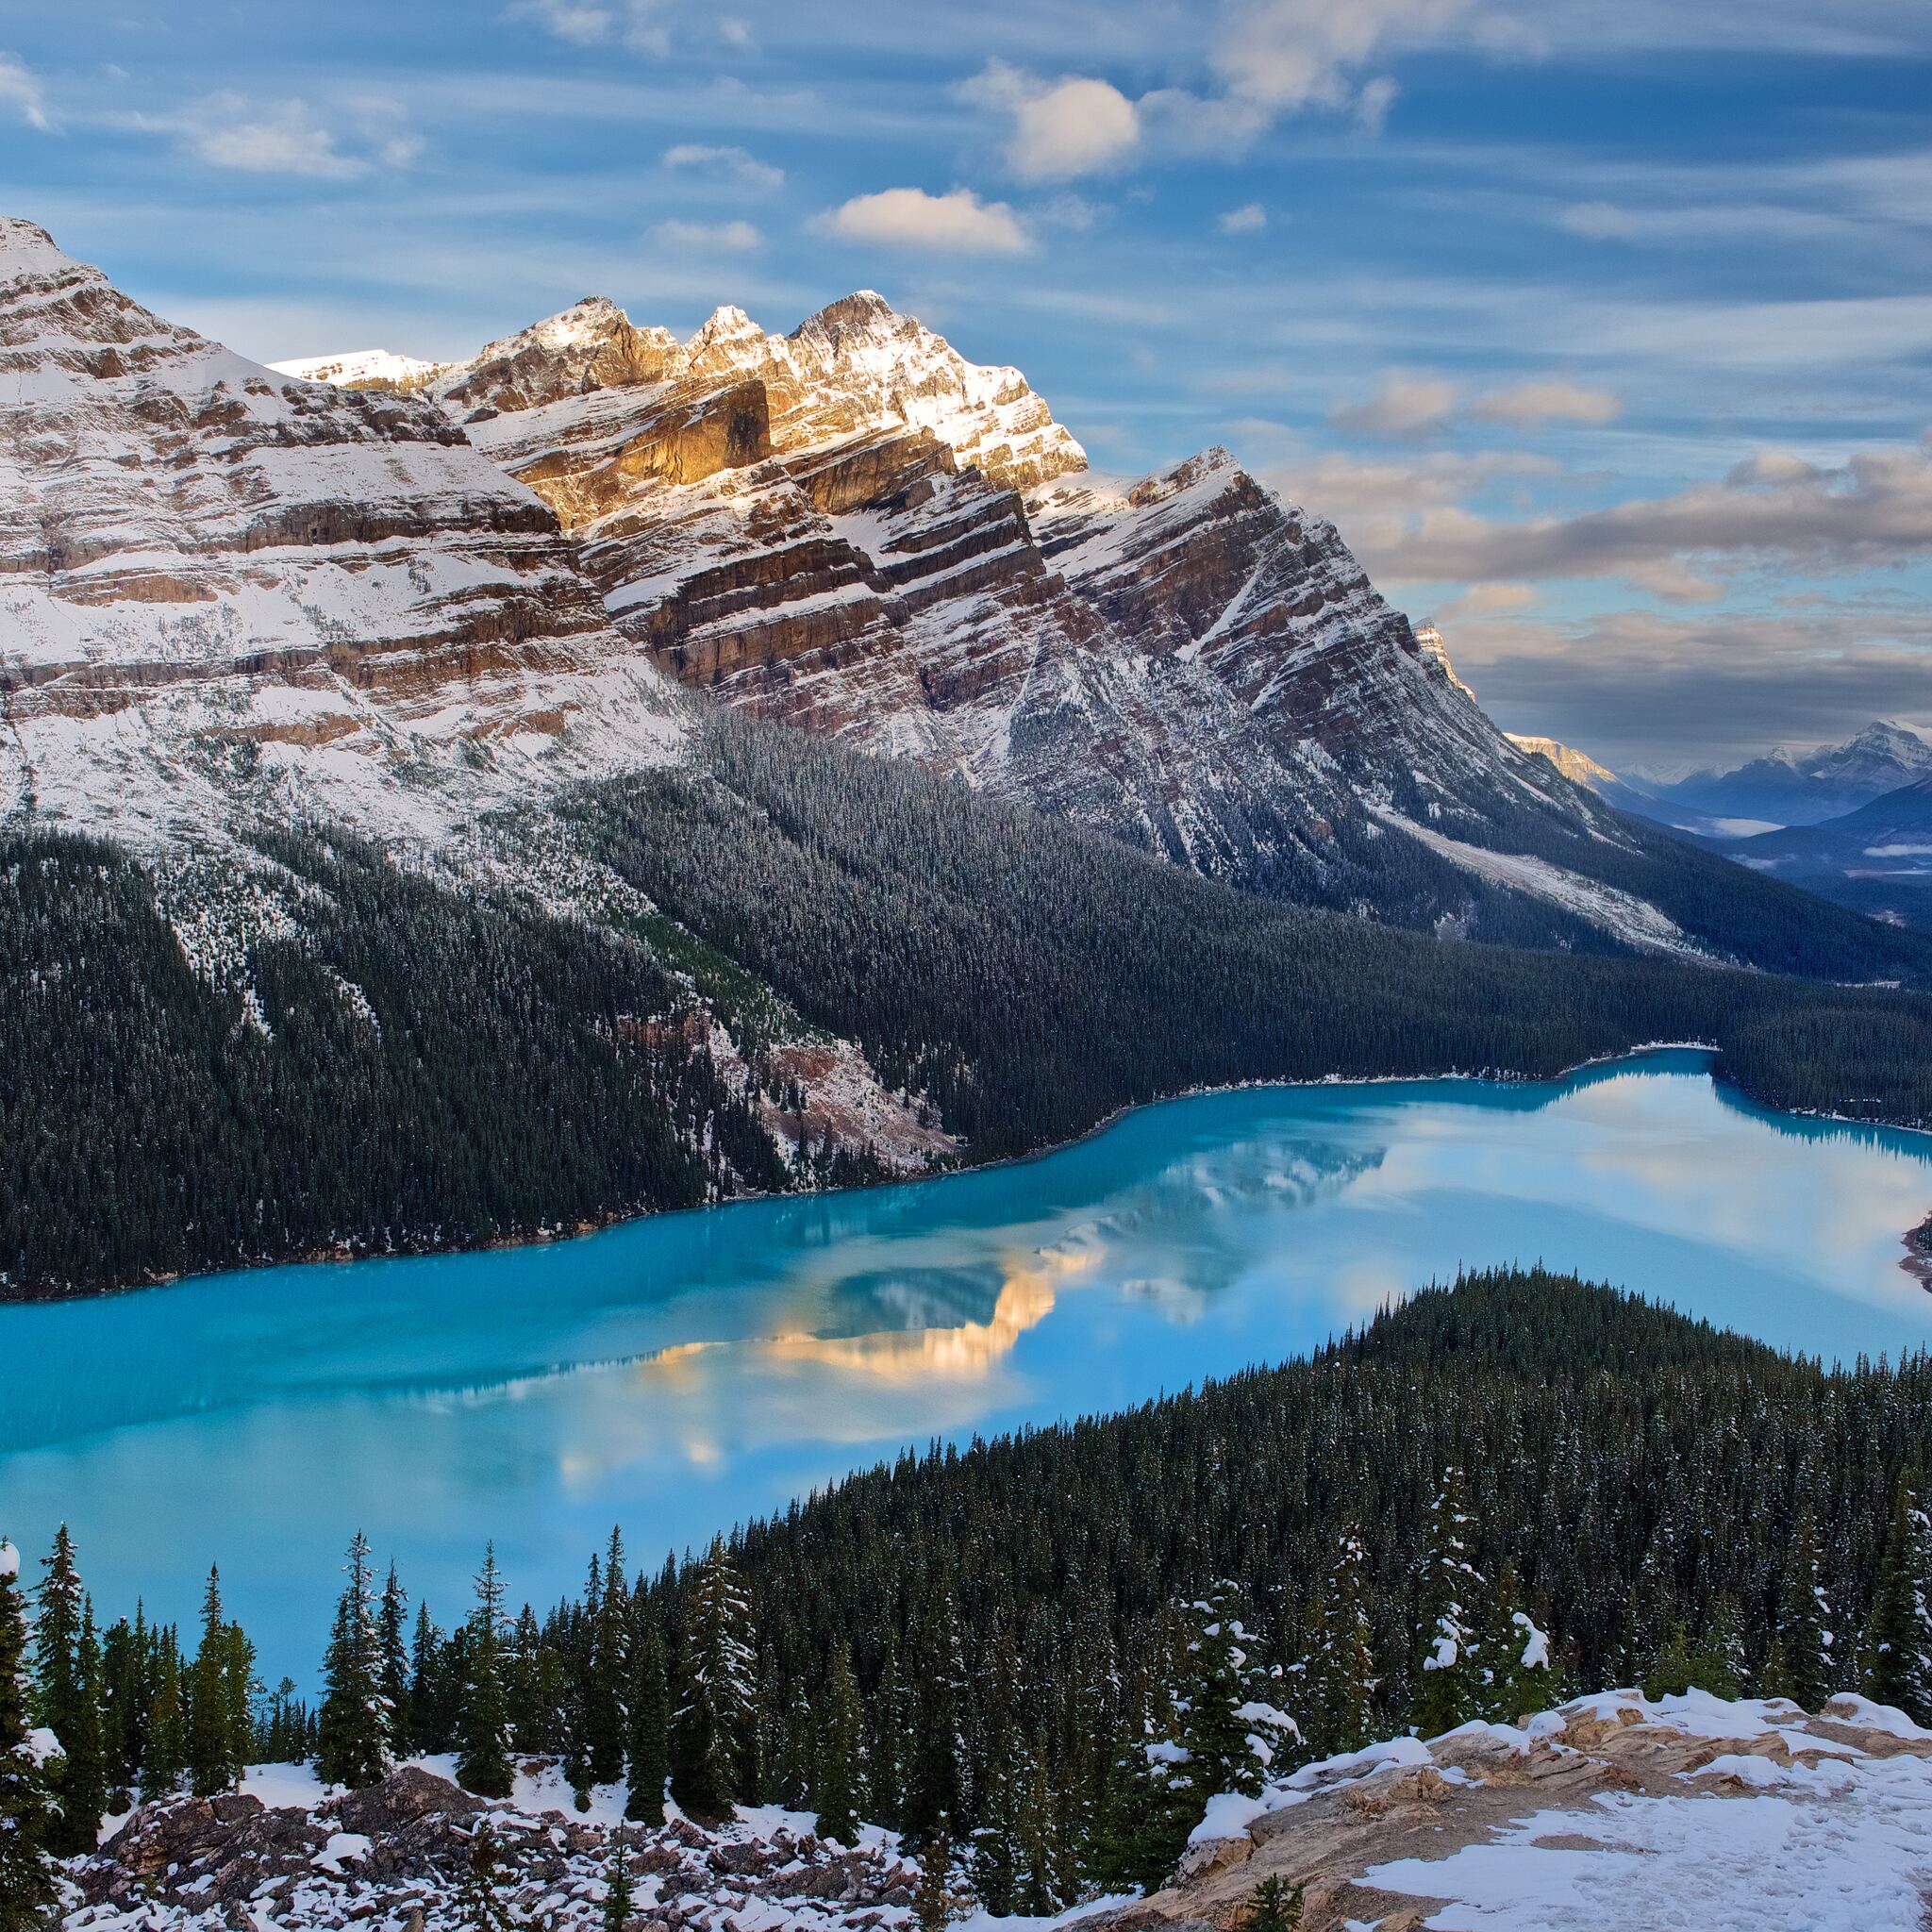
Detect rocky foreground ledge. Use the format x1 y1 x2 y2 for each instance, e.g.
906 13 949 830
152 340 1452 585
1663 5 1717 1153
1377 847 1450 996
61 1761 924 1932
1103 1690 1932 1932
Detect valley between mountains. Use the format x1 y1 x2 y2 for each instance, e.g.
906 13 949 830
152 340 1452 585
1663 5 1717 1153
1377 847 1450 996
5 211 1932 1300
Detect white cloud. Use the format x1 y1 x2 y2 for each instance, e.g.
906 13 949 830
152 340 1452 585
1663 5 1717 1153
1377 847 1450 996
0 53 50 132
1218 202 1268 234
650 217 760 252
508 0 668 53
1329 372 1459 436
1355 75 1399 134
962 62 1141 180
1468 379 1622 426
186 99 369 178
815 187 1030 255
661 142 784 191
1213 0 1474 112
1435 582 1541 618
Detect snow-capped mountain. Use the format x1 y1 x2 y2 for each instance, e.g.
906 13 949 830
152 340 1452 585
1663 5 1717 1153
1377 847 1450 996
0 217 681 849
1655 721 1932 828
291 285 1720 952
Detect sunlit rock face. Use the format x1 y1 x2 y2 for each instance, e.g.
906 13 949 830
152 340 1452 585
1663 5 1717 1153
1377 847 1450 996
364 283 1621 918
0 218 681 844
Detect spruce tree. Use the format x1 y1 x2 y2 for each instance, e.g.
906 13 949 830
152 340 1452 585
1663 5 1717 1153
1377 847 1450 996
317 1532 393 1790
602 1826 636 1932
99 1609 149 1791
670 1538 757 1821
913 1823 958 1932
408 1605 447 1755
458 1547 513 1799
1414 1469 1484 1738
866 1632 906 1828
186 1568 253 1797
1687 1595 1748 1702
52 1598 108 1855
814 1641 863 1847
1862 1479 1932 1724
1299 1528 1376 1758
458 1821 520 1932
1242 1874 1305 1932
904 1585 967 1844
377 1565 412 1760
624 1616 670 1824
1476 1563 1552 1724
1643 1622 1694 1701
30 1524 97 1850
0 1539 58 1932
1177 1584 1292 1795
142 1628 188 1797
584 1528 629 1789
1764 1512 1834 1711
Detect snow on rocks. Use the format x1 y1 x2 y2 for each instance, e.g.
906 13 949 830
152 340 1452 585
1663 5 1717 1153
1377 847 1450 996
1103 1690 1932 1932
62 1758 927 1932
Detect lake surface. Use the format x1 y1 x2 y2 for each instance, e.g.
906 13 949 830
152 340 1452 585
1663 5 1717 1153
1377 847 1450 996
5 1050 1931 1680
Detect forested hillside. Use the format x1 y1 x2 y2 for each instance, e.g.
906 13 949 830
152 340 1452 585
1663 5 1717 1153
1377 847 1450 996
7 715 1932 1299
18 1271 1932 1907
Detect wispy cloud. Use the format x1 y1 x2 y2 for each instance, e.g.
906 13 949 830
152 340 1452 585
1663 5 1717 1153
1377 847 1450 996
0 52 50 132
815 187 1030 254
1218 202 1268 234
650 217 760 252
1329 372 1460 435
661 142 783 191
1467 379 1621 426
508 0 668 54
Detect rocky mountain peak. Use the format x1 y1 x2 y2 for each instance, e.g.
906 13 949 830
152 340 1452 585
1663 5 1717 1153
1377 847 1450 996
789 287 898 349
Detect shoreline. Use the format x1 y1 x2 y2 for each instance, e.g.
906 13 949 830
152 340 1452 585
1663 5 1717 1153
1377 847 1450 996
5 1040 1927 1312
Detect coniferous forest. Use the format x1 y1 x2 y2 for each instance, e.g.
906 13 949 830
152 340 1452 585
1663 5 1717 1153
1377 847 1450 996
7 714 1932 1299
12 1269 1932 1907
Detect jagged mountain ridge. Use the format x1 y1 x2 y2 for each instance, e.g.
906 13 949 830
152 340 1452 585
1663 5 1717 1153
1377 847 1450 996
0 216 685 849
308 283 1707 954
1654 720 1932 828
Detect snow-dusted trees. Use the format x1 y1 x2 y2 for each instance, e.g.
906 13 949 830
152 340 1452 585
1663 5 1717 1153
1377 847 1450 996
458 1546 513 1799
904 1583 969 1845
815 1641 864 1847
1297 1530 1376 1758
377 1565 411 1760
31 1524 107 1855
1862 1479 1932 1723
1414 1470 1483 1738
0 1538 58 1931
671 1537 758 1819
585 1529 630 1789
317 1532 392 1790
1764 1511 1835 1711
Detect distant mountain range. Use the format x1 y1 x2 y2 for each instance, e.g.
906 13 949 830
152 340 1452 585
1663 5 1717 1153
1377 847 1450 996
1506 723 1932 933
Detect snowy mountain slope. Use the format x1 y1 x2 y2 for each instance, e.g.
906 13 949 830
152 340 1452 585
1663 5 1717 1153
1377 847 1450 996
317 287 1733 957
1114 1690 1932 1932
0 216 686 852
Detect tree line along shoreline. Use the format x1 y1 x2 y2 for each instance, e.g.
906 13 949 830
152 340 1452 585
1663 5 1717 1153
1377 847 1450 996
11 1268 1932 1920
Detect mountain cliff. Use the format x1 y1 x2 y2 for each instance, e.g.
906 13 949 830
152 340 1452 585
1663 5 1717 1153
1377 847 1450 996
289 283 1912 967
1653 720 1932 828
0 216 681 850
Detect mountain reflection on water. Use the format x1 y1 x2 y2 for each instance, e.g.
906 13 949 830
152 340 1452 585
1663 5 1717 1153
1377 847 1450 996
4 1050 1929 1677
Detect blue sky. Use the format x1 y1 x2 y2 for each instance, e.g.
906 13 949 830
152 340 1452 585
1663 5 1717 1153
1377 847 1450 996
5 0 1931 774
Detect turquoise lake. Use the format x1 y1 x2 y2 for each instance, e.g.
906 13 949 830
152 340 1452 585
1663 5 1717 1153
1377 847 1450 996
5 1049 1931 1679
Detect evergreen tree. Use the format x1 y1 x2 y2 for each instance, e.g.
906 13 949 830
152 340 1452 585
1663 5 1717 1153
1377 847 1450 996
865 1632 905 1828
1642 1623 1695 1701
377 1566 412 1760
30 1524 99 1850
1176 1584 1293 1795
0 1539 58 1932
1687 1595 1749 1702
913 1824 958 1932
1763 1512 1834 1711
584 1528 629 1789
814 1642 863 1847
186 1568 254 1797
142 1628 188 1798
457 1547 513 1799
1242 1874 1305 1932
317 1532 392 1790
1476 1563 1554 1723
624 1616 670 1824
670 1538 757 1820
53 1599 108 1856
603 1826 637 1932
1015 1743 1062 1915
99 1609 149 1791
1414 1471 1485 1738
1298 1528 1376 1758
458 1822 520 1932
1862 1479 1932 1724
408 1605 447 1755
904 1585 967 1845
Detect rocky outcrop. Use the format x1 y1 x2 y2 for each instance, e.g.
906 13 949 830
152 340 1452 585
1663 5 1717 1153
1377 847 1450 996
1098 1691 1932 1932
68 1761 926 1932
